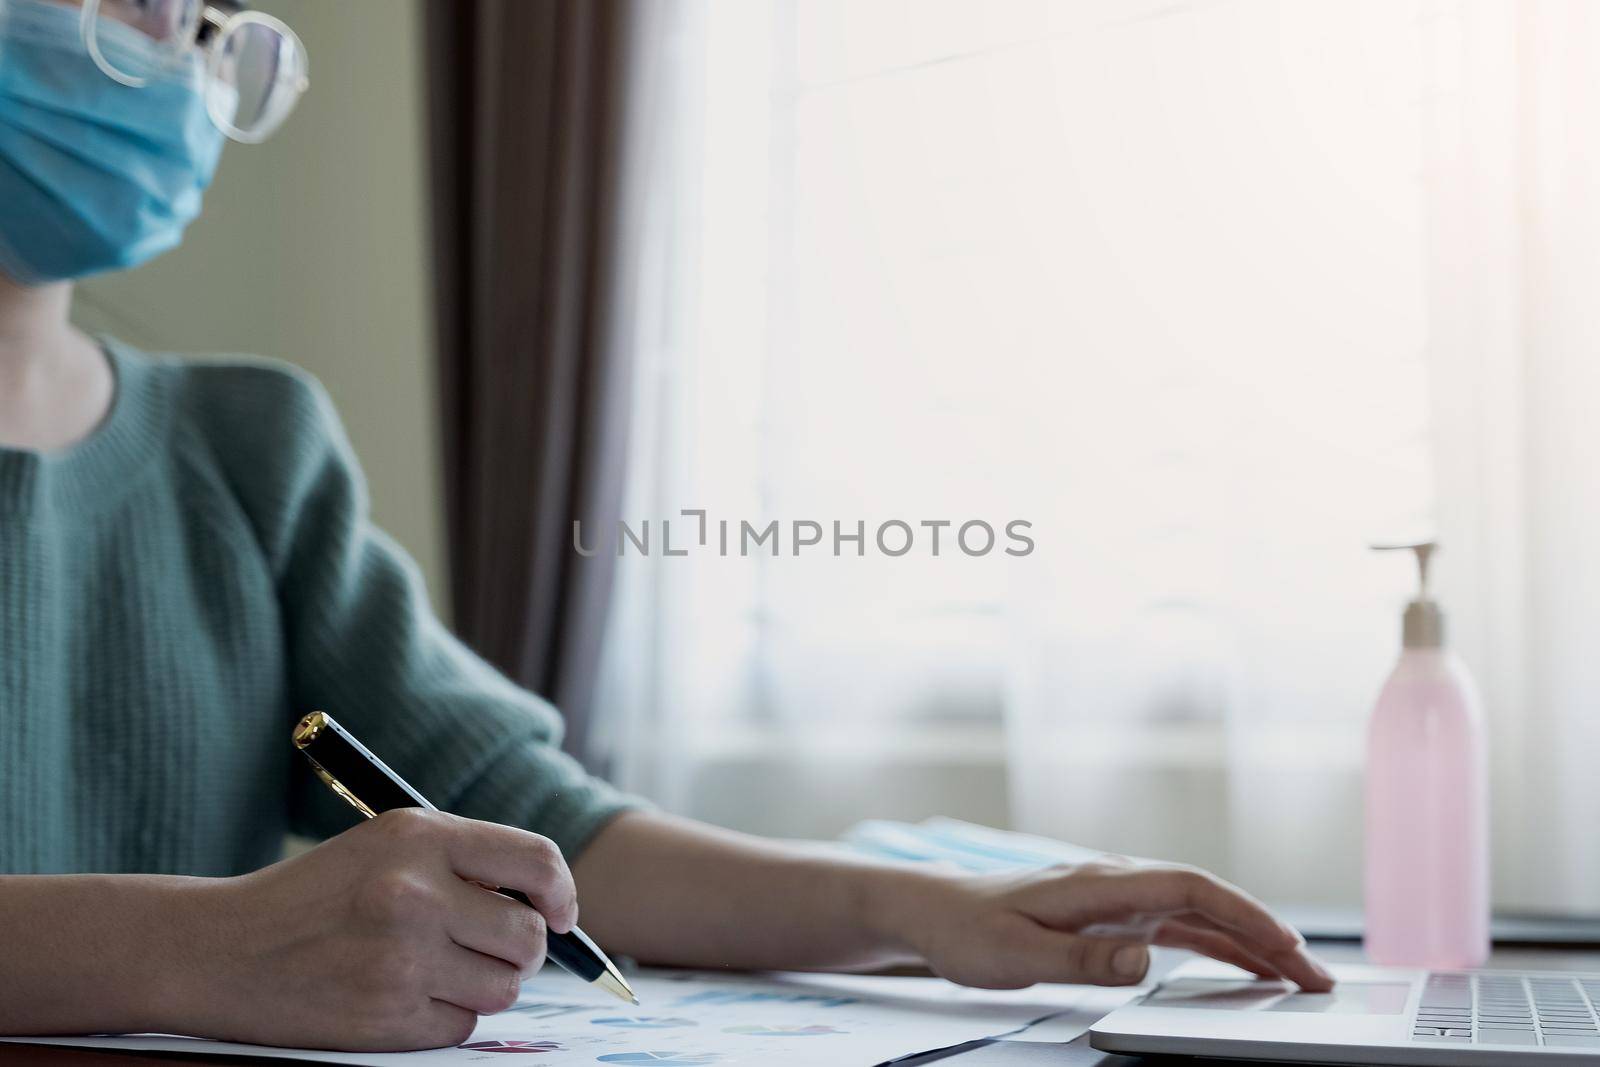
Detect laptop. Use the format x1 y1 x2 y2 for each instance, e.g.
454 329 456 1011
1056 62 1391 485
1091 959 1600 1063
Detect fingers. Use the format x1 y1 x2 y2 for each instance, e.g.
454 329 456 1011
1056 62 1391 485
443 879 549 974
1017 863 1333 991
1116 866 1290 951
999 924 1152 987
1076 865 1332 991
429 943 526 1016
431 815 579 933
1173 911 1334 991
1152 919 1281 980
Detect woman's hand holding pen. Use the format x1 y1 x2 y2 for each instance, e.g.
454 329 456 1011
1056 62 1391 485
875 856 1336 992
177 810 576 1051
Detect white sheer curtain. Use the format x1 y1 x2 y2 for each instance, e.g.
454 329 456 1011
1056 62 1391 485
990 1 1432 909
1474 0 1600 914
595 0 1600 912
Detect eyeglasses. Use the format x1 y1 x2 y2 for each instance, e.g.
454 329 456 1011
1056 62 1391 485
79 0 309 144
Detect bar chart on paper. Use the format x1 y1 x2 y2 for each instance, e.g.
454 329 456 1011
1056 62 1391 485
4 968 1134 1066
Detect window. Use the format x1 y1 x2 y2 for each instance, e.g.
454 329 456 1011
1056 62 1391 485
601 0 1597 912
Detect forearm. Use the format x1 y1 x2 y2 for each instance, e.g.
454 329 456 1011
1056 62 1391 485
0 874 212 1036
571 810 934 973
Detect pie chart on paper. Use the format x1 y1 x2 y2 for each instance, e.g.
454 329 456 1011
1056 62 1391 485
595 1054 722 1065
457 1040 564 1053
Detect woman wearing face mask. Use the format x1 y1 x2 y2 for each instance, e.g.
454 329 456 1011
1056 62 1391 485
0 0 1334 1052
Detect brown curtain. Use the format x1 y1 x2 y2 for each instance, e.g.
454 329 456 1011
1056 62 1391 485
424 0 638 769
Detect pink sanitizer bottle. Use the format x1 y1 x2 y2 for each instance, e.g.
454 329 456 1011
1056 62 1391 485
1364 541 1489 969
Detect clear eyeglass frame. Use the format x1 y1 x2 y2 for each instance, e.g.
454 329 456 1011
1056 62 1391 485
78 0 310 144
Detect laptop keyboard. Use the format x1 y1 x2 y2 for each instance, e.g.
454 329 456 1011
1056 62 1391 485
1413 973 1600 1046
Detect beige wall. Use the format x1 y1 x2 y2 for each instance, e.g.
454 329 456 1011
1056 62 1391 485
73 0 447 610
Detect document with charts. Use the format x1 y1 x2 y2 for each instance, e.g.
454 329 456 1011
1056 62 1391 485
6 967 1138 1066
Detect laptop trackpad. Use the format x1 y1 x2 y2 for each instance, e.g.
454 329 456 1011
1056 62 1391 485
1146 979 1412 1015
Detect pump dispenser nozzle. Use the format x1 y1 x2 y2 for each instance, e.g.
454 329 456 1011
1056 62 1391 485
1371 541 1443 649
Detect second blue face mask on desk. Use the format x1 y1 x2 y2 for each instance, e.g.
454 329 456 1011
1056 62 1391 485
0 0 225 284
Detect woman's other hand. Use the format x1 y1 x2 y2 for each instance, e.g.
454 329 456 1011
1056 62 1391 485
877 858 1335 992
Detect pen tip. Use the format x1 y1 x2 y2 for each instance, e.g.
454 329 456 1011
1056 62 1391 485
630 996 640 1006
595 969 638 1005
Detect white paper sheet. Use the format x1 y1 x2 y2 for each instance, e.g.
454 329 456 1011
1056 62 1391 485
4 968 1140 1066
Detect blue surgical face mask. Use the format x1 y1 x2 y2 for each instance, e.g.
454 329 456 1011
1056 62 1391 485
0 0 225 284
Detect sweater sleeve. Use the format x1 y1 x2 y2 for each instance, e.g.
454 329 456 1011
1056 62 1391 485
189 360 640 858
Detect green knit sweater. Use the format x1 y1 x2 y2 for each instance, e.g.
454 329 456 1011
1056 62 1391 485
0 339 635 876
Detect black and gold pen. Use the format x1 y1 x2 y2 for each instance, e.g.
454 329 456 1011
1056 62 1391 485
292 710 638 1005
